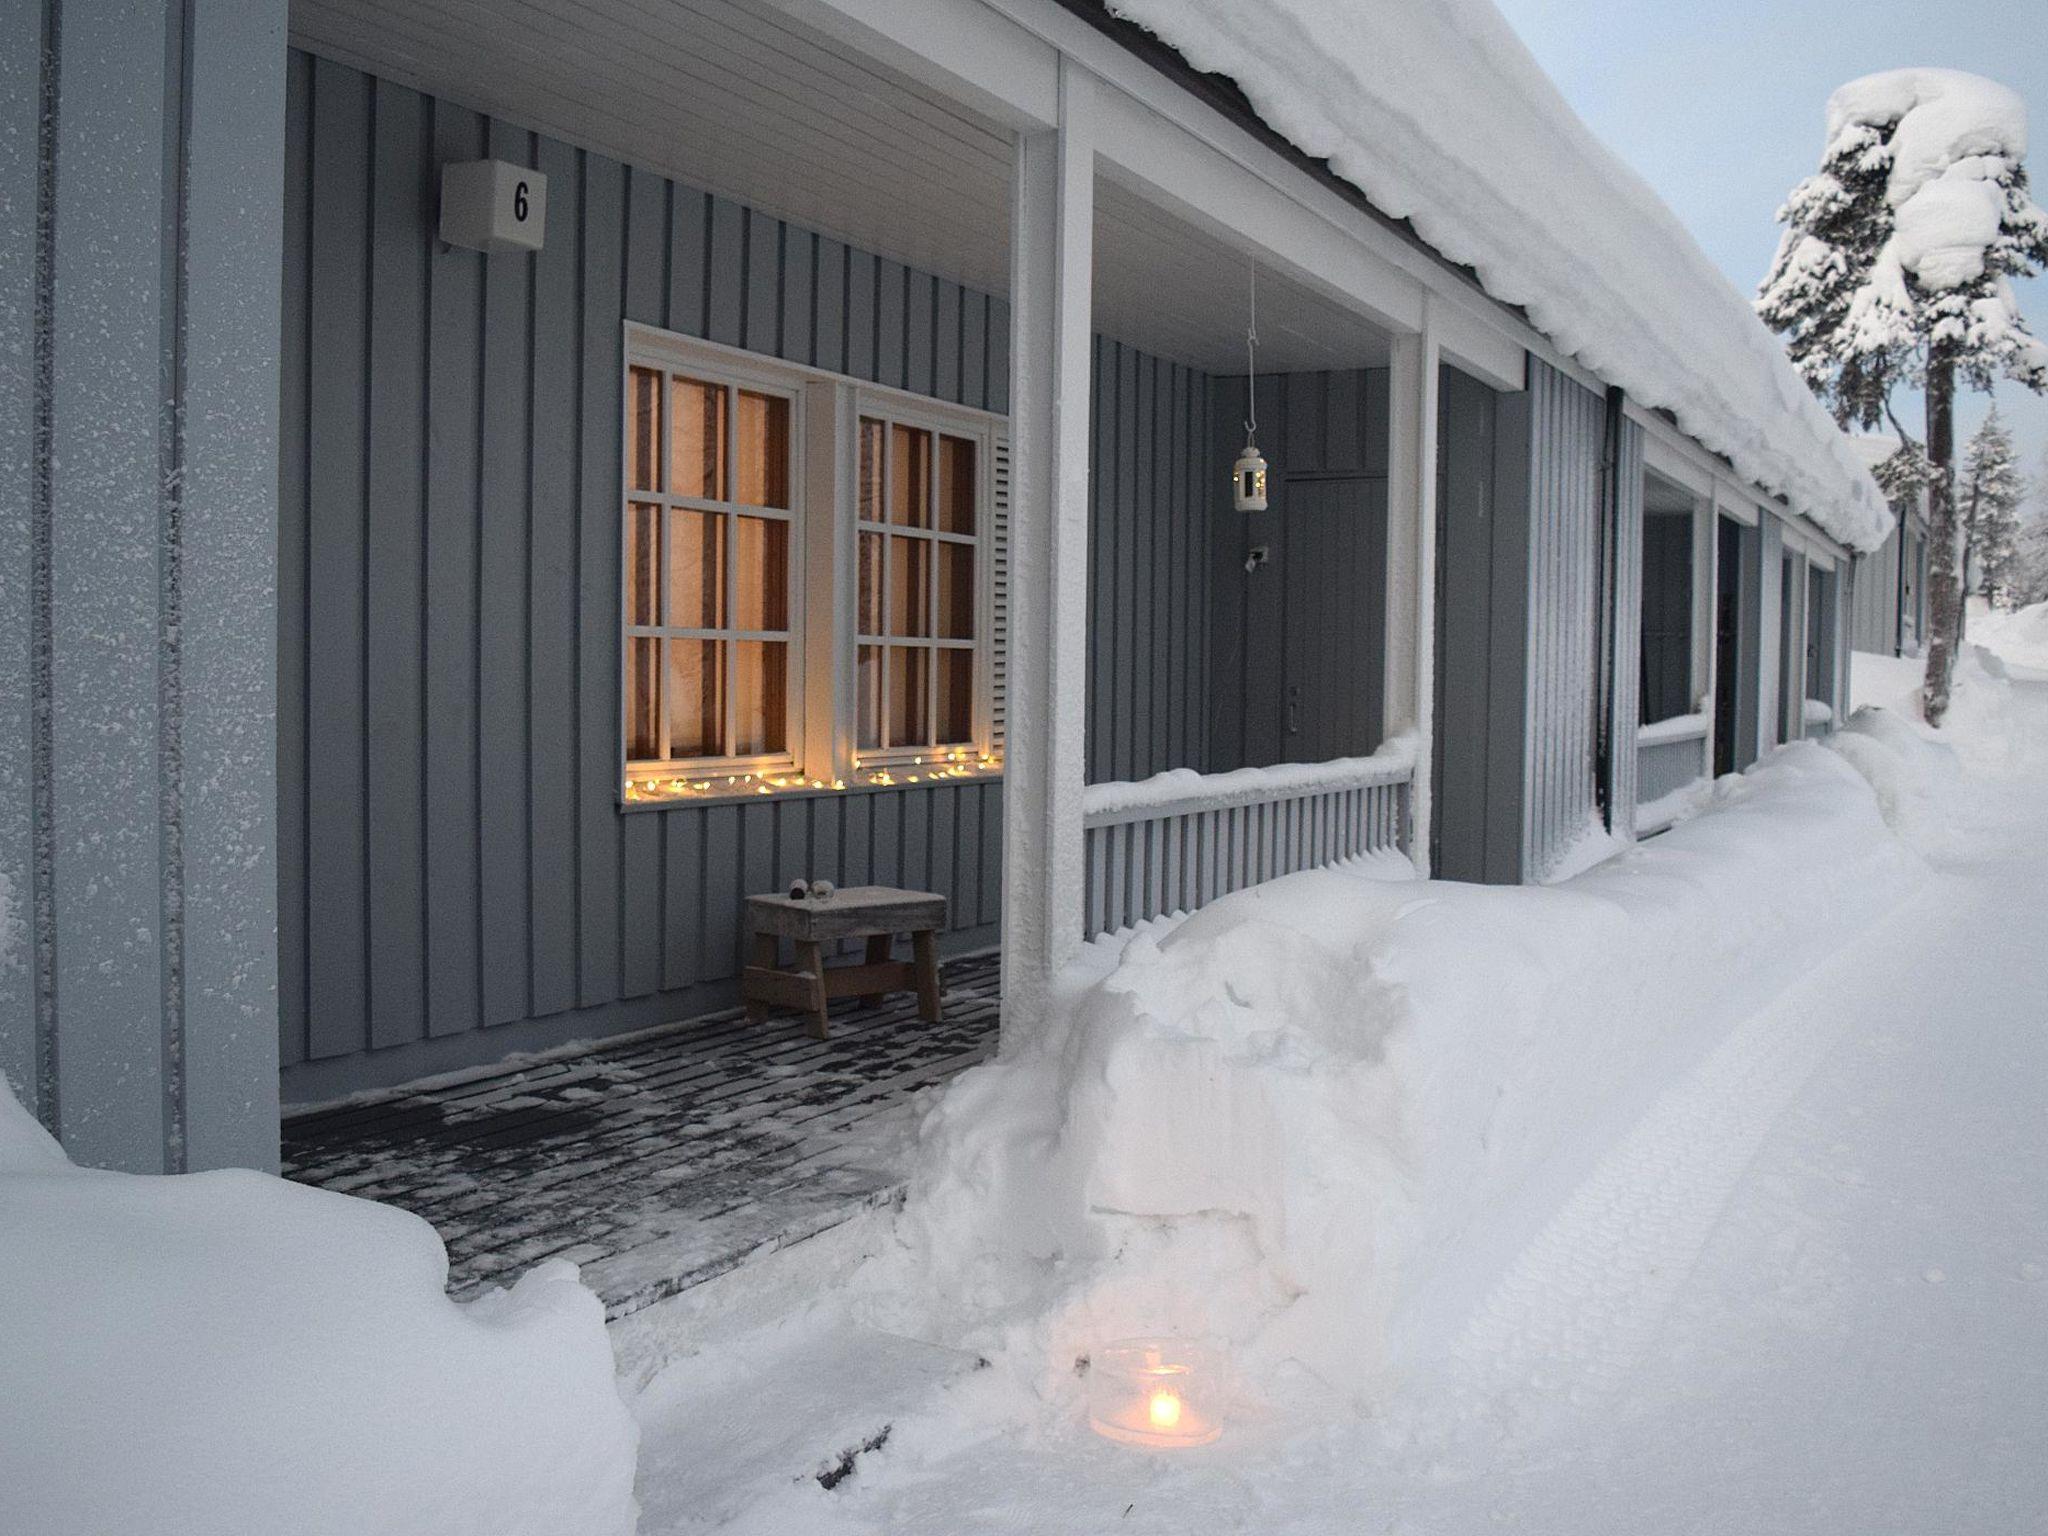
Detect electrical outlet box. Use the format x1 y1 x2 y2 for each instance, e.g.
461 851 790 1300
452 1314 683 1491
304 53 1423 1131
440 160 547 253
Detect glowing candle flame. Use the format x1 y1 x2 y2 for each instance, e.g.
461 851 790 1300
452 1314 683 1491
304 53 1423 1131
1147 1390 1183 1431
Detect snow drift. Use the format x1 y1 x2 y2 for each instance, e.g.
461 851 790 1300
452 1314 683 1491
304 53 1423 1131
872 743 1927 1415
1104 0 1890 550
0 1087 638 1536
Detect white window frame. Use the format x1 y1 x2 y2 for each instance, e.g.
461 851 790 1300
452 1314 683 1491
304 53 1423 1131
851 392 994 770
618 323 1003 804
620 333 807 787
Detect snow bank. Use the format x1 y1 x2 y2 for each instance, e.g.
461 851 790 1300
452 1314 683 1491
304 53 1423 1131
1104 0 1890 551
1972 599 2048 671
870 744 1922 1413
0 1078 638 1536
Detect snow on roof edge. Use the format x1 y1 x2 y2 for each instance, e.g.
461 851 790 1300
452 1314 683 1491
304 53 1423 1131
1104 0 1894 552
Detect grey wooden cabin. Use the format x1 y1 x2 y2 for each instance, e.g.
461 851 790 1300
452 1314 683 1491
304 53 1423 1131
2 0 1879 1173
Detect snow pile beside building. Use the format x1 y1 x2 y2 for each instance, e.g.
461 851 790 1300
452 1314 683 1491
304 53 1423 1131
0 1083 638 1536
874 744 1923 1412
1972 599 2048 670
1104 0 1890 550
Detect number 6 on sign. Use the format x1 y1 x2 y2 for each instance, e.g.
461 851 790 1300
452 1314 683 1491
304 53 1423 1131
439 160 547 254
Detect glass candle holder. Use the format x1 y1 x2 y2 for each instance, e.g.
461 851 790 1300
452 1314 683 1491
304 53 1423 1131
1086 1338 1223 1449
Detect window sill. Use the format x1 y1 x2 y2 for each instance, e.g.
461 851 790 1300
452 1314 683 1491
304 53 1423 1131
620 761 1004 812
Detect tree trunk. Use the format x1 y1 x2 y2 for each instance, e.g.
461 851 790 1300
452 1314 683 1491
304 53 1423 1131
1923 360 1961 725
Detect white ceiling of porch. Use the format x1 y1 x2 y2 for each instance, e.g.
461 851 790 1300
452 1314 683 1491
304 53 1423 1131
288 0 1392 377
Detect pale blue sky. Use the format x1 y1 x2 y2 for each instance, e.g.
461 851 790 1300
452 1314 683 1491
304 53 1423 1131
1493 0 2048 480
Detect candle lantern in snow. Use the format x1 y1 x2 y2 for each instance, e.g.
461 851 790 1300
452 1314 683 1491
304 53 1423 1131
1232 442 1268 512
1086 1338 1223 1449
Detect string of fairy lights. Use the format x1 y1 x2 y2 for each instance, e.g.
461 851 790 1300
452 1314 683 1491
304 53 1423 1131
623 748 1003 804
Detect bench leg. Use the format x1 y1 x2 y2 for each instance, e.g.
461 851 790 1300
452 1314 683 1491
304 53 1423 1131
743 933 776 1023
796 939 831 1041
912 929 941 1023
860 934 892 1006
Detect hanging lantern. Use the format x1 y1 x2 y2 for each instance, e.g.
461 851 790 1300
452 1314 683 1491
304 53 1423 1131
1233 441 1269 512
1086 1338 1224 1449
1233 259 1270 513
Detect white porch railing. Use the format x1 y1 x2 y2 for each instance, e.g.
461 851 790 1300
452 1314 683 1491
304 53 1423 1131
1080 749 1415 939
1636 712 1710 833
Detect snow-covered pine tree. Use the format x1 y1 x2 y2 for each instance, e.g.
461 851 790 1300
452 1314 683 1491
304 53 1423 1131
2013 444 2048 608
1959 408 2023 610
1758 69 2048 723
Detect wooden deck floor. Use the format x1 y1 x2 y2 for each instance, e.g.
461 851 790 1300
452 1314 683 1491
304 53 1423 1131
282 954 1000 1320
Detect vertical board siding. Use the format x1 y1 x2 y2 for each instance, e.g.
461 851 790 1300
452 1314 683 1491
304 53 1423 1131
1609 417 1645 838
279 54 1016 1101
1085 337 1211 785
1520 360 1606 880
1208 369 1390 774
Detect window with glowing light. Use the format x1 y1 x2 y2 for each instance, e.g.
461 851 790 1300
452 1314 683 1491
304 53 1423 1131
623 359 800 779
621 327 1000 804
855 413 981 761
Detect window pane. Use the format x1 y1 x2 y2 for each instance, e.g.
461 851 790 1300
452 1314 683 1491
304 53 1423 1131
667 639 723 759
669 377 725 500
937 648 973 746
625 636 661 761
628 367 661 492
667 510 724 629
734 515 789 632
858 418 885 524
888 535 930 637
888 646 928 748
937 435 976 534
857 645 883 752
857 531 884 637
936 542 973 639
732 641 788 756
735 389 790 508
626 502 660 626
889 424 930 527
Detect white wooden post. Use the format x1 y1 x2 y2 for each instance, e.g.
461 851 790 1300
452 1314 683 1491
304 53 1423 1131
999 59 1094 1052
1383 296 1440 875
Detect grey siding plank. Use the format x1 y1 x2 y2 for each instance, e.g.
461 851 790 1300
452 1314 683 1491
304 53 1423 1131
934 280 962 404
706 194 745 347
304 58 372 1062
961 290 987 413
986 295 1010 415
277 52 313 1069
624 167 667 327
577 153 625 1008
906 267 935 398
662 811 702 992
781 228 814 366
814 237 846 375
845 246 875 380
526 136 580 1019
423 101 484 1038
745 207 779 355
877 259 907 389
365 80 430 1050
477 120 534 1030
668 187 708 339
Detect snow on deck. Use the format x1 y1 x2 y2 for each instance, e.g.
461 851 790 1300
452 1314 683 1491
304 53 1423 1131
282 955 1000 1320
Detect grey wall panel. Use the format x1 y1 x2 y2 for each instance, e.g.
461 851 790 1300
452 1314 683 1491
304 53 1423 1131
1521 360 1606 879
281 54 1039 1101
1610 417 1644 836
5 0 285 1170
1850 526 1901 656
1208 369 1389 775
1432 362 1529 884
1083 336 1211 785
0 0 44 1120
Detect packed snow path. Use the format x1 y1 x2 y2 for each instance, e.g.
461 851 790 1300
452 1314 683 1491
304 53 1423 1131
634 671 2048 1533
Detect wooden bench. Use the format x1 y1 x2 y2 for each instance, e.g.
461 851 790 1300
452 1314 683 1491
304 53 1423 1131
742 885 946 1040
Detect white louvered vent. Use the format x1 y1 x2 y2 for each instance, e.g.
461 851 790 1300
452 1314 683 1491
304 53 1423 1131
989 430 1010 753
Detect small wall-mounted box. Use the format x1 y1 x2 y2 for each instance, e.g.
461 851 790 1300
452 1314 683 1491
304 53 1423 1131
439 160 547 253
